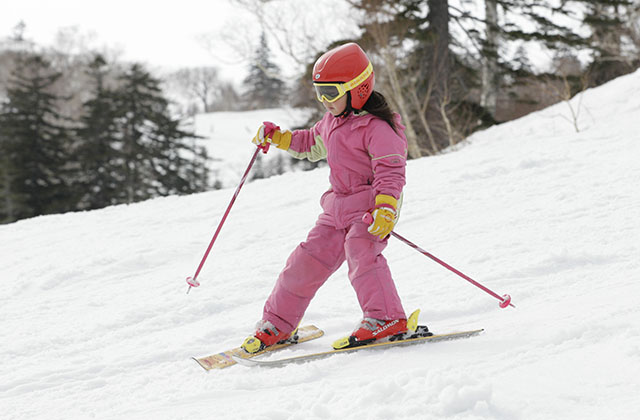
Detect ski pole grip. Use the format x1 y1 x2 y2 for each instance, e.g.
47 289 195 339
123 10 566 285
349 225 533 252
362 212 374 225
259 143 270 154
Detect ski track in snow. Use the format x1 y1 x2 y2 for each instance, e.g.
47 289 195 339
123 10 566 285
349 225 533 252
2 71 640 419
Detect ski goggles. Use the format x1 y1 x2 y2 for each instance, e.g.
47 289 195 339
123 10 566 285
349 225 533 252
313 62 373 103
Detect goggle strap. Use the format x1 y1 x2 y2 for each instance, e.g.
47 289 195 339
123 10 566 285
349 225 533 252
343 62 373 91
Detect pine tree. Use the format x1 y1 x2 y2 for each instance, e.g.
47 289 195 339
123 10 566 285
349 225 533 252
355 0 462 152
74 55 122 210
350 0 602 152
453 0 591 121
0 114 20 223
0 53 74 222
242 32 286 109
111 63 209 204
577 0 639 85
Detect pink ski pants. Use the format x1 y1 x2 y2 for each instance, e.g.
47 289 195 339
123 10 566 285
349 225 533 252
262 221 406 334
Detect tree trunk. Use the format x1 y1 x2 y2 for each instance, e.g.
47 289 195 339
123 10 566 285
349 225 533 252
1 159 15 223
380 50 423 159
425 0 451 149
481 0 499 117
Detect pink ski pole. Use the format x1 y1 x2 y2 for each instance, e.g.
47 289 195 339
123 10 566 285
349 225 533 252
186 144 269 294
363 213 514 308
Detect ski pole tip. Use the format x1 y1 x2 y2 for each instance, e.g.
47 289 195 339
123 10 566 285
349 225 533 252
499 294 512 309
186 276 200 294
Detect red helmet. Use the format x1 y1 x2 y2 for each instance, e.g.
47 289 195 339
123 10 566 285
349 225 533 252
312 42 375 110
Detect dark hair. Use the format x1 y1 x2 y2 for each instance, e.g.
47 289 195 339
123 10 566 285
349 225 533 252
358 91 398 132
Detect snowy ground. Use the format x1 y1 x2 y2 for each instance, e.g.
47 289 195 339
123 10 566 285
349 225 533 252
2 70 640 420
193 107 313 188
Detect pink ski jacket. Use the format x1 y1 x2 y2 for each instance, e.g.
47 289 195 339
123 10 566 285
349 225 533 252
287 111 408 229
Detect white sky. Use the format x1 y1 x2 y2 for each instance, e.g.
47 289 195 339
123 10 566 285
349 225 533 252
0 0 358 85
1 0 250 78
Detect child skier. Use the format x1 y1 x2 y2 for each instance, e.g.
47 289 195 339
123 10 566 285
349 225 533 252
242 42 409 353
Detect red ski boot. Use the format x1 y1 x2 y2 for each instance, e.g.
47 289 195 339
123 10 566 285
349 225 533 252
241 320 294 354
332 318 408 349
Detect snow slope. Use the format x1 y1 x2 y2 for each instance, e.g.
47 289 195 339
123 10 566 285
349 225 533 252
2 70 640 420
193 107 313 188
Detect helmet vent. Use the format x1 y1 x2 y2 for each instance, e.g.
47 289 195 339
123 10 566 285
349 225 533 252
357 82 370 98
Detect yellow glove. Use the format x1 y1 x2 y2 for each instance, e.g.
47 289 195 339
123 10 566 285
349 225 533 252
251 122 292 150
367 194 398 239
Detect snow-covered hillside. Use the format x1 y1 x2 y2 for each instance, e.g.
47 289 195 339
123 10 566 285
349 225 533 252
2 70 639 420
193 107 313 187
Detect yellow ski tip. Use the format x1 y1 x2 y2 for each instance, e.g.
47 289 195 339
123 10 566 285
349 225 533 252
407 309 420 333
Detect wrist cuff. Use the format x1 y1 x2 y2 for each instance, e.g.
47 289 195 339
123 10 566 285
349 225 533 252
375 194 397 210
273 131 292 150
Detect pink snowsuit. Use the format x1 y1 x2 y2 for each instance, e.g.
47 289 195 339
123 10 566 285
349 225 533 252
263 111 408 334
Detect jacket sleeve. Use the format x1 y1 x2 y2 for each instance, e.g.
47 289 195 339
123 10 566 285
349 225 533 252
367 116 408 199
285 115 329 162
